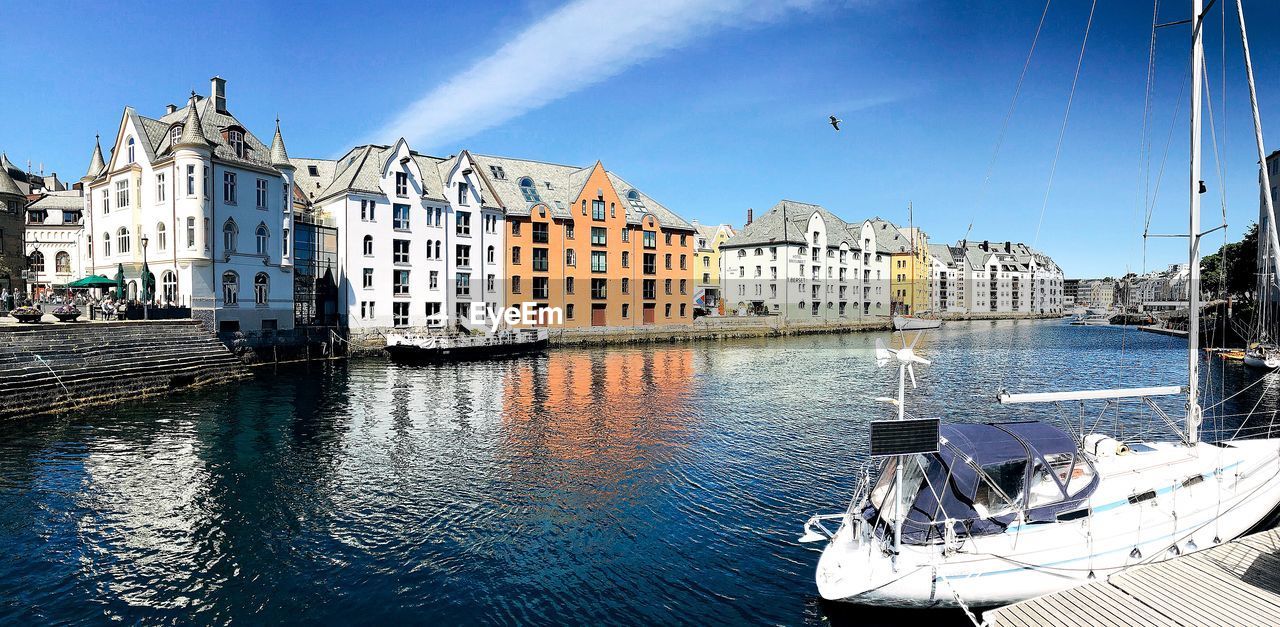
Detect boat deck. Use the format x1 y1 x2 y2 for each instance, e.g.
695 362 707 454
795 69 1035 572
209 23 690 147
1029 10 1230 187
984 526 1280 627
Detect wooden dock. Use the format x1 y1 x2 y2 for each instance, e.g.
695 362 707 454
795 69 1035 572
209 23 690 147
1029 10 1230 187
984 526 1280 627
1138 325 1189 338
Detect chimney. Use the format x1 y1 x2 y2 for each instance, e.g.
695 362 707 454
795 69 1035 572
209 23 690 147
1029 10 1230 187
982 240 989 251
746 208 753 226
1005 242 1012 253
165 103 177 115
211 76 227 113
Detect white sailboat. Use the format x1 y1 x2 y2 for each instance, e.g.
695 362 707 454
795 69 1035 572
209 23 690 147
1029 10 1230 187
1244 220 1279 369
800 0 1280 609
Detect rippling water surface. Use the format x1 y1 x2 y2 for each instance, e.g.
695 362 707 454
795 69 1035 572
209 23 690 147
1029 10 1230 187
1 320 1276 625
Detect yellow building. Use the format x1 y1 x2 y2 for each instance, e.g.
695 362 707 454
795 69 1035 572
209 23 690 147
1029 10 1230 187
871 219 931 315
691 222 735 314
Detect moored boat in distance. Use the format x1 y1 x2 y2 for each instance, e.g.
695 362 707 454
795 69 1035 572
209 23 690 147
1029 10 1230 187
1243 343 1280 370
892 315 942 331
385 329 549 361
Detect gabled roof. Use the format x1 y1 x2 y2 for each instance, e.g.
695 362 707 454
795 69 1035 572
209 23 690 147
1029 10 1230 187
471 154 584 219
868 218 910 253
929 243 960 268
27 191 84 211
606 171 693 230
289 157 337 203
156 94 274 169
308 143 447 204
722 200 858 249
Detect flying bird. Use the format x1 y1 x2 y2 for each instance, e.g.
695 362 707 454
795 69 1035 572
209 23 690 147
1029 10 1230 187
829 115 841 131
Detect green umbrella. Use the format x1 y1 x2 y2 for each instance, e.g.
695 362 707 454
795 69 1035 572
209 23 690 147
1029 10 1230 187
115 264 125 299
140 260 154 303
66 275 117 289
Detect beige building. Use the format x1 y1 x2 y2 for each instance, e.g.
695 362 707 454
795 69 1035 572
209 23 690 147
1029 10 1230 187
692 221 734 313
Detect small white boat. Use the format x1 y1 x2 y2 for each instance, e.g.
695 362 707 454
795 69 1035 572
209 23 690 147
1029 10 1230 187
1243 344 1280 370
1070 314 1110 326
385 328 548 361
892 315 942 331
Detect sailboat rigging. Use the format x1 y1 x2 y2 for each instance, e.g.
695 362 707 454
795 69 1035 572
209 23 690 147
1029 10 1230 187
892 202 943 331
800 0 1280 608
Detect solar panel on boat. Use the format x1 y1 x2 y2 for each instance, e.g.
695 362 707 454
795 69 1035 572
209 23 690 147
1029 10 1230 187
870 419 940 457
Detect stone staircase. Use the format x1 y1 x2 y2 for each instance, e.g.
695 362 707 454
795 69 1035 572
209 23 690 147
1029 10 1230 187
0 320 248 418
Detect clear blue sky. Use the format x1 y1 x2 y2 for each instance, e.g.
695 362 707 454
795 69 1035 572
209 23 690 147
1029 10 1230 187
2 0 1278 278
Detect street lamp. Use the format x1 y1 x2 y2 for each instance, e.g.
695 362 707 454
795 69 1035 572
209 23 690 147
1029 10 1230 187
140 234 149 320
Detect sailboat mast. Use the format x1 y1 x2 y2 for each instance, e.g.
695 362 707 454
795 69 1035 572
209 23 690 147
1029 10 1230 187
1187 0 1204 444
1235 0 1280 340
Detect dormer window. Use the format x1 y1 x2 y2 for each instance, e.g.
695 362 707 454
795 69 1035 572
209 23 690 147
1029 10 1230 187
170 126 182 147
227 129 245 158
489 165 506 180
307 165 319 176
627 189 645 210
519 177 540 203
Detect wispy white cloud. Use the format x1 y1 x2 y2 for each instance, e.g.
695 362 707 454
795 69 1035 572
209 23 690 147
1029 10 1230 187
369 0 820 149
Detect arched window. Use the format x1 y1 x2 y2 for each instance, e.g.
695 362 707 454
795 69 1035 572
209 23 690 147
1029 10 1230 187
487 245 495 263
519 177 540 202
424 239 433 259
117 226 131 254
27 251 44 274
222 271 239 305
87 234 93 257
162 271 178 304
254 273 269 305
228 130 245 157
223 219 238 253
255 224 269 255
435 241 441 259
127 280 137 300
170 126 182 146
363 234 373 256
102 232 111 256
127 137 135 163
156 222 167 251
55 251 70 274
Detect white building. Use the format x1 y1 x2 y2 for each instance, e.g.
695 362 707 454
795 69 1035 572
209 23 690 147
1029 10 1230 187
928 243 966 313
928 240 1065 315
24 191 84 296
720 200 890 320
296 142 504 333
81 77 296 331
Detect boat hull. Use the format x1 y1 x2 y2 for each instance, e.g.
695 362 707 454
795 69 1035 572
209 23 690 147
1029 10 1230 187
893 316 942 331
386 331 550 362
1243 352 1280 369
814 438 1280 608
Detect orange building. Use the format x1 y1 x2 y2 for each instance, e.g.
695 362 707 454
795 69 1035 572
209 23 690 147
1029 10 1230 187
473 155 696 328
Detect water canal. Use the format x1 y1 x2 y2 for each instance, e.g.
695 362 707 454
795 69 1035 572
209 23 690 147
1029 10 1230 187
1 320 1275 625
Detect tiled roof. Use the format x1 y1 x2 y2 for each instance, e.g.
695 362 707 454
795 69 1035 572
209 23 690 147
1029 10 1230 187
309 144 447 204
0 161 21 197
471 154 583 219
269 121 290 168
157 95 275 171
722 200 859 249
606 171 693 230
85 139 106 179
868 218 910 253
289 157 337 203
27 191 83 211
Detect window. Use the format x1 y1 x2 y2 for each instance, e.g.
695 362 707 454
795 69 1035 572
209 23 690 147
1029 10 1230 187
186 165 196 196
974 460 1027 518
222 272 239 305
622 228 630 243
488 245 495 264
533 248 549 271
363 235 373 256
665 278 672 295
214 220 234 253
665 254 672 270
643 231 657 248
487 274 495 292
643 253 656 274
361 301 375 319
626 189 643 209
395 172 408 196
643 279 656 299
591 278 607 299
456 273 471 297
566 249 576 266
621 277 630 294
254 273 269 305
622 303 630 318
680 254 687 270
424 239 435 259
228 130 244 157
591 251 607 273
362 268 373 289
394 239 410 264
519 177 540 202
665 303 672 318
512 247 521 265
361 199 376 221
393 302 409 327
532 222 548 243
457 182 469 205
393 203 410 230
203 166 209 197
566 304 575 320
152 222 167 251
680 279 687 294
429 270 439 289
101 189 109 214
171 126 182 147
27 251 44 274
533 277 549 299
590 227 607 246
511 221 521 236
156 173 166 203
162 271 177 303
186 217 196 248
115 180 129 209
282 229 289 257
117 226 131 254
102 232 111 256
565 221 575 239
394 270 410 296
223 172 237 204
566 276 575 294
126 137 135 163
489 165 506 180
511 276 521 294
252 178 267 209
592 200 605 220
255 224 269 255
456 244 470 267
680 234 687 247
456 211 471 236
680 303 686 317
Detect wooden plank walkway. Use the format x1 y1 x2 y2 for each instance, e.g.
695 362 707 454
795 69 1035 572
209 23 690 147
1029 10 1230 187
984 526 1280 627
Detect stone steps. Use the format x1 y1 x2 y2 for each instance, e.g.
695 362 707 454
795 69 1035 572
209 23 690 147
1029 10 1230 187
0 321 248 418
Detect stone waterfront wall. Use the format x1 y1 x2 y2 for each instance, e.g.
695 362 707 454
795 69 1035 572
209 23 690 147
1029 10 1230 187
0 320 248 418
